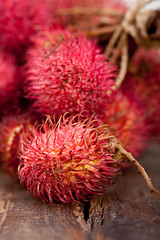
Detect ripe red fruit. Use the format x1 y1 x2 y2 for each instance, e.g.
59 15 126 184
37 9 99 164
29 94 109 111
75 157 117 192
123 48 160 139
0 112 36 176
0 0 51 54
24 28 116 119
18 115 121 204
100 91 149 158
0 52 21 111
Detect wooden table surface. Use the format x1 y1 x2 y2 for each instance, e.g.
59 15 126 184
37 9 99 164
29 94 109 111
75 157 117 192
0 144 160 240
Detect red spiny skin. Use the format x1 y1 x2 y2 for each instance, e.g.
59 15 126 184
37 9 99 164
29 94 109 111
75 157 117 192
0 52 21 111
100 91 149 158
18 116 121 204
0 112 36 177
0 0 51 54
122 48 160 139
24 28 116 119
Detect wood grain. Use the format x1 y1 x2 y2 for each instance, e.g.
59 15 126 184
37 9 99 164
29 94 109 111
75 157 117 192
0 144 160 240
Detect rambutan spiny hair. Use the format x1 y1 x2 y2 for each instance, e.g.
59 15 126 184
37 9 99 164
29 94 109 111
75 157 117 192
18 115 121 204
0 0 52 54
24 28 116 119
101 90 149 158
0 52 21 111
122 48 160 139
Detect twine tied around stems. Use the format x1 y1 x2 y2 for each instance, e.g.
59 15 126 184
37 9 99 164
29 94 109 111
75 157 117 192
105 0 160 90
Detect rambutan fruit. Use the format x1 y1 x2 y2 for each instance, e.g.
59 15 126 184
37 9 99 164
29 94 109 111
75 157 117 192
0 52 21 112
24 28 116 119
0 111 37 177
18 114 160 203
101 91 149 158
0 0 51 55
122 48 160 139
18 115 122 204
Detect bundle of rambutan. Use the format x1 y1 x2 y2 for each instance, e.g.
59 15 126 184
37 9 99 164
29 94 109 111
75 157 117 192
0 0 160 205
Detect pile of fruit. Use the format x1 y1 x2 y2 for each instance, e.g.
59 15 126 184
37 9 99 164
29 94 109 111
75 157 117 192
0 0 160 204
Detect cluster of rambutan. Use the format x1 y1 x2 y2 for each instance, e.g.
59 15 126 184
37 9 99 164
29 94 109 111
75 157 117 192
0 0 159 204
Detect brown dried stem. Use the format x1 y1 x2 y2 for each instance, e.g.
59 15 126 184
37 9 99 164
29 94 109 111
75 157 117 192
85 25 118 38
111 138 160 199
104 25 122 57
114 33 128 90
57 7 124 17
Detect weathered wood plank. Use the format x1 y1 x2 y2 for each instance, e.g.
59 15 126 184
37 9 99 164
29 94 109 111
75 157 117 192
92 144 160 240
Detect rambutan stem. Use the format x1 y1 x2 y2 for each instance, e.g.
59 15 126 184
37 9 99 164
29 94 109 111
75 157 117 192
113 33 128 90
85 25 118 38
111 139 160 199
57 7 124 17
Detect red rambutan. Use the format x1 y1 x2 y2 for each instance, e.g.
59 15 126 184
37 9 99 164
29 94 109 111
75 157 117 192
101 91 149 158
0 111 36 176
18 115 122 204
24 28 116 119
0 52 21 111
122 48 160 139
0 0 51 54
